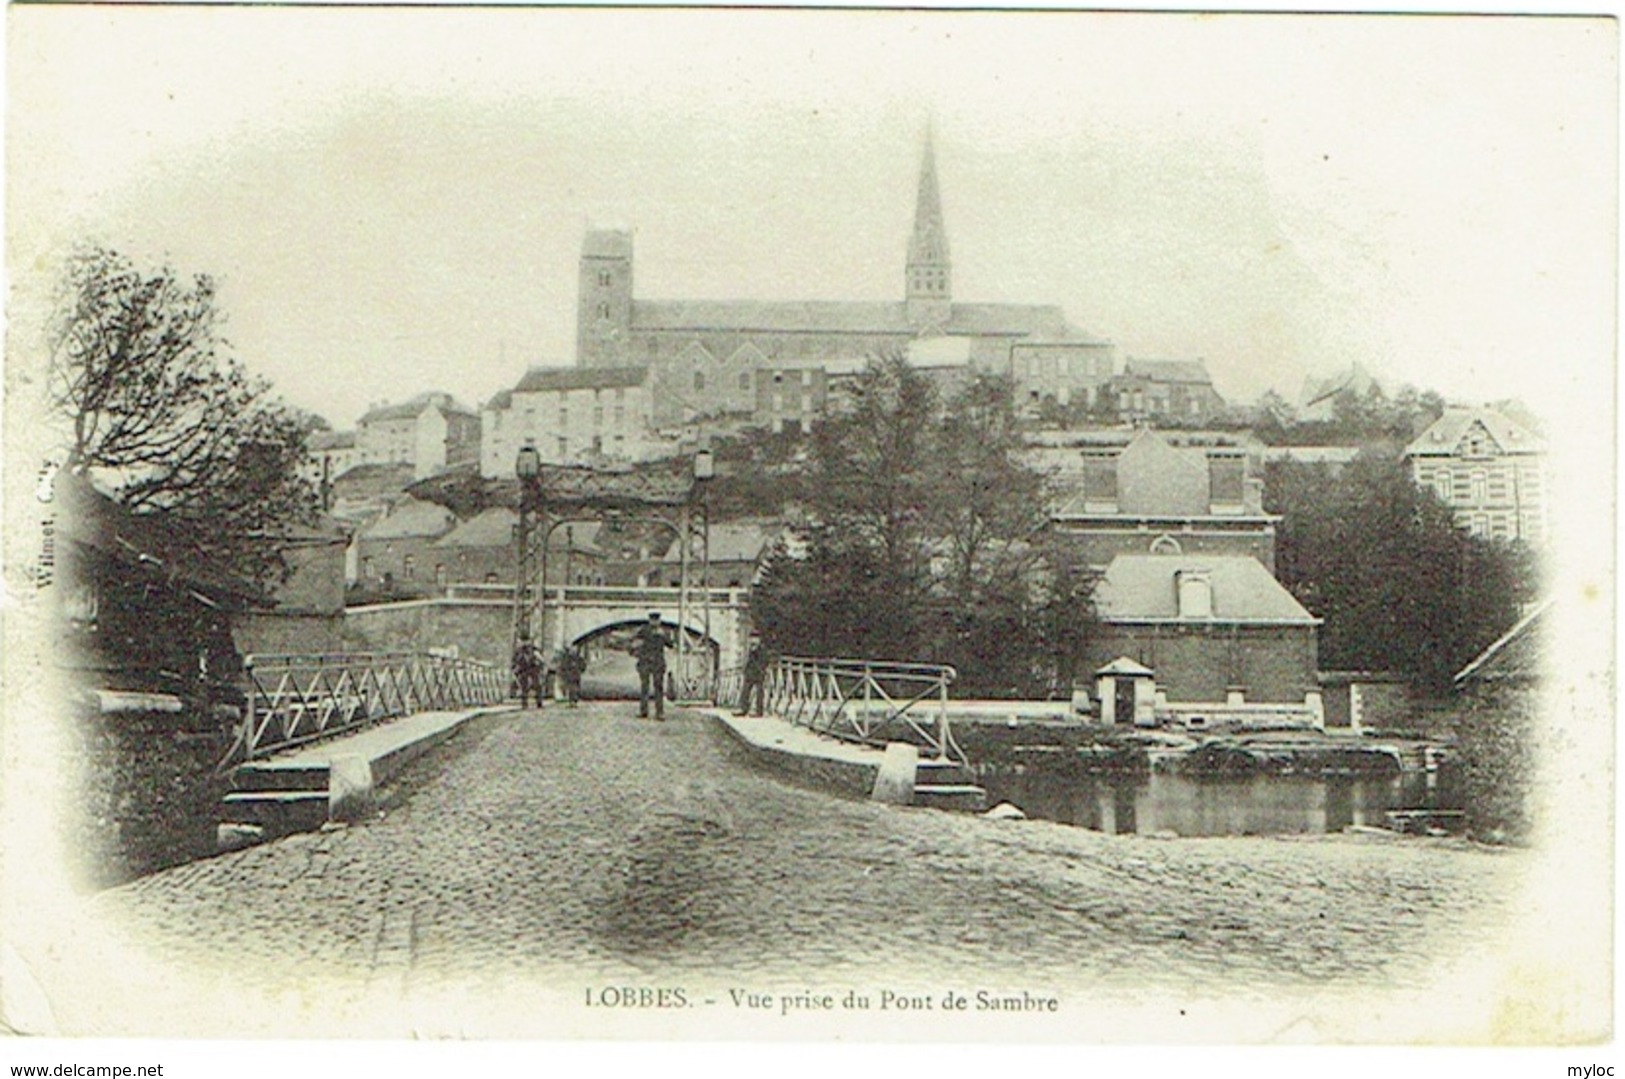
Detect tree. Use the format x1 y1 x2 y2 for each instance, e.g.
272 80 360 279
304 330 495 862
48 246 319 586
749 358 1100 695
1266 453 1534 692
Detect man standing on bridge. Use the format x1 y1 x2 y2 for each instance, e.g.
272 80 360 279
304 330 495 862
632 612 670 721
512 637 543 709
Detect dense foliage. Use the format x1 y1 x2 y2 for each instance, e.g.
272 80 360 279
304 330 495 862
1266 453 1537 692
750 357 1099 697
49 247 320 587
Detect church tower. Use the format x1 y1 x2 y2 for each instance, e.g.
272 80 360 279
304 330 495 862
578 229 634 367
905 133 952 330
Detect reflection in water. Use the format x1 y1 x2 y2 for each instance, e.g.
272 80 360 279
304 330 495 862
980 768 1458 837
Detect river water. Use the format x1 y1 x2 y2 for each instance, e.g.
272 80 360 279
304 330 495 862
978 767 1460 837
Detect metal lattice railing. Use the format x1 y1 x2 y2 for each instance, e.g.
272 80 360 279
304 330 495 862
763 655 964 764
216 651 508 772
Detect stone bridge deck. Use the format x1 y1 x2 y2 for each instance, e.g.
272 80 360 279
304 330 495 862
43 702 1526 1038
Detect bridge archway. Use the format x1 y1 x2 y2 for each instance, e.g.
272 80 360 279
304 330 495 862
563 615 725 701
534 585 750 699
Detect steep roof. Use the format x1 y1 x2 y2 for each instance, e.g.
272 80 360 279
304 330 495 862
359 391 476 425
629 298 1084 341
329 462 415 501
1455 602 1548 685
513 366 648 394
1404 408 1544 459
1123 358 1214 384
56 471 266 606
1053 429 1265 518
1096 554 1318 624
433 508 600 551
358 497 455 541
659 520 780 564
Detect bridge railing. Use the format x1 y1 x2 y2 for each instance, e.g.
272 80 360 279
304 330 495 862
443 583 747 607
216 651 508 773
763 655 965 764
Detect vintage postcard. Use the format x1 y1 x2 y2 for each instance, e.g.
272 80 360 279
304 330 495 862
1 4 1614 1064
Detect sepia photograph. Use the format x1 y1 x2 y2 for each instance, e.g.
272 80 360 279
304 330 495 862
1 3 1615 1062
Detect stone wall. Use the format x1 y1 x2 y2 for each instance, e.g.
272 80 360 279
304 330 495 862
342 599 513 666
1087 623 1317 704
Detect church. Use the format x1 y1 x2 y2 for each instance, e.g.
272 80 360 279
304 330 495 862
573 137 1119 430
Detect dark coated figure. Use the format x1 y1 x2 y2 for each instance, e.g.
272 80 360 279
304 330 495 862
512 638 543 709
632 612 670 721
737 633 770 717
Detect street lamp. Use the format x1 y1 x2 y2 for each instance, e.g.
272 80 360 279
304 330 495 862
514 443 541 658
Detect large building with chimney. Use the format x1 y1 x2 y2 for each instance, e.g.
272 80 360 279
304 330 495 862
572 137 1118 429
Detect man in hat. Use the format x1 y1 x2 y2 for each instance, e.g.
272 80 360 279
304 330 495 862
512 636 543 709
737 633 770 717
632 612 670 720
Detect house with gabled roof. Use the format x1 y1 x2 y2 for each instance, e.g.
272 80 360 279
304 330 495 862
1106 358 1226 424
1051 428 1279 572
480 366 655 475
1086 552 1324 728
1404 407 1545 543
356 391 481 481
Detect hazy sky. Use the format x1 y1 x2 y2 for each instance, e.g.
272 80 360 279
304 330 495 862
9 8 1616 430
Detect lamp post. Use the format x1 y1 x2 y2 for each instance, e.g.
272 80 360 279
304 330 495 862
693 447 715 698
514 443 541 659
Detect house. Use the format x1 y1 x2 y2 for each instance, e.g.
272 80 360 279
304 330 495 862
1296 362 1377 423
431 508 606 589
1106 358 1226 424
356 391 481 481
481 366 656 475
305 429 361 497
235 519 351 656
655 518 781 589
1051 429 1279 572
351 497 456 597
1086 553 1324 728
1405 408 1545 544
54 471 264 707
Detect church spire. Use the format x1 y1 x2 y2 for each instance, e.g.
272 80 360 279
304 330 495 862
906 129 952 329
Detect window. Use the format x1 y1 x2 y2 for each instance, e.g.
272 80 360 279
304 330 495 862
1433 472 1451 501
1208 456 1245 509
598 270 612 288
613 406 624 427
739 371 751 392
559 409 568 428
556 436 567 459
1469 470 1488 504
1176 571 1213 619
593 407 604 428
435 564 447 587
363 557 375 579
694 371 705 392
597 302 610 320
404 555 416 580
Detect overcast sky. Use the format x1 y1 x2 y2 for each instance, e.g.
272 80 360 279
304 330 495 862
8 8 1615 431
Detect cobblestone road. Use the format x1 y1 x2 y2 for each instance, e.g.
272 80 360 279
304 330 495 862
89 704 1523 1008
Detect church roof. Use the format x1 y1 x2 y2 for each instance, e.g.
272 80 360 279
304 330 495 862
1404 408 1544 459
1096 554 1318 624
630 298 1081 340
